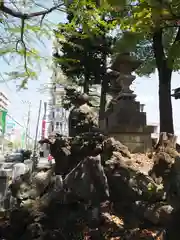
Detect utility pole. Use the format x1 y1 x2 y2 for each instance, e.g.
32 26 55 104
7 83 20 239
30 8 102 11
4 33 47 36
32 100 42 168
22 100 31 149
25 103 31 149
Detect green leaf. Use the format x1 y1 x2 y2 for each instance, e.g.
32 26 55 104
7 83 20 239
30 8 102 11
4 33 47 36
7 27 21 33
106 0 126 7
113 32 143 53
0 47 15 55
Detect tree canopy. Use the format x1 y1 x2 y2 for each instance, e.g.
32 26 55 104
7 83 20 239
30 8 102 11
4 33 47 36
109 0 180 73
84 0 180 133
0 0 118 88
53 10 115 93
62 0 180 133
2 0 180 83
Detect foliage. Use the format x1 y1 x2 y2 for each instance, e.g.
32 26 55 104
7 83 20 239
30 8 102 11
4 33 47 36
108 0 180 133
2 0 180 87
54 32 111 88
0 0 118 88
53 7 116 94
62 85 101 110
0 0 119 88
95 0 180 75
0 1 65 88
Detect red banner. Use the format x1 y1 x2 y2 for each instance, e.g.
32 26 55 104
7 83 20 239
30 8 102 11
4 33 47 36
41 119 46 139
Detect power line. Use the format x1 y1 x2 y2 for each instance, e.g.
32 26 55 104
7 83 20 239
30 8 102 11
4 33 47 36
7 113 24 128
0 74 37 133
6 114 33 140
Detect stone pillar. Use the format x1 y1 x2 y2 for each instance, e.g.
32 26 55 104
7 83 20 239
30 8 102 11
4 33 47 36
110 53 141 99
100 53 156 153
117 74 136 97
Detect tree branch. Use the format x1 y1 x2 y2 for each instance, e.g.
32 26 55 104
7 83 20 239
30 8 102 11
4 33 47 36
16 18 28 73
0 2 64 20
167 27 180 67
172 27 180 45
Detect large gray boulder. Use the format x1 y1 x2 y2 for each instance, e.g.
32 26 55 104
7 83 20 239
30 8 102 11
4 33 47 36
64 154 109 204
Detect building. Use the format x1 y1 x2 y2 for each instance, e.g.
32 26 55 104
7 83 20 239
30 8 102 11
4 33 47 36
0 91 10 152
47 82 68 136
48 41 68 136
0 91 9 110
0 91 9 136
40 81 69 158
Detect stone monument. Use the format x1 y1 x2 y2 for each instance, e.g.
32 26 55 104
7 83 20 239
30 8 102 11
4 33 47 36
100 53 155 153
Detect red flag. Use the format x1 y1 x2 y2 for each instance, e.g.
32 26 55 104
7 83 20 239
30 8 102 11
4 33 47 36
41 119 46 139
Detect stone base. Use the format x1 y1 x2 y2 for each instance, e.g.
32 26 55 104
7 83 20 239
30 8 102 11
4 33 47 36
108 132 153 153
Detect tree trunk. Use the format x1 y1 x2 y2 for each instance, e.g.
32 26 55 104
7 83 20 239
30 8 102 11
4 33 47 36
153 30 174 134
155 132 177 151
98 53 108 125
159 69 174 133
83 72 89 94
99 79 108 122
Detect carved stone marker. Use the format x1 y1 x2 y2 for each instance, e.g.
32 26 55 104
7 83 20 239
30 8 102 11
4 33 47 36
24 159 33 173
12 163 29 181
100 53 156 153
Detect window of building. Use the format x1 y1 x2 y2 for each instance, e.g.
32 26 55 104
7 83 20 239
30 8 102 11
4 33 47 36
56 122 59 129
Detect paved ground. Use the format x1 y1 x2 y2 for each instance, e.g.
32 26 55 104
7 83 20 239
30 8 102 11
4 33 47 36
0 156 52 171
37 157 52 169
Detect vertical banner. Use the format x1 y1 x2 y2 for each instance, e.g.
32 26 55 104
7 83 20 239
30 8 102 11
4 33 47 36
41 102 47 139
0 110 7 135
41 120 46 139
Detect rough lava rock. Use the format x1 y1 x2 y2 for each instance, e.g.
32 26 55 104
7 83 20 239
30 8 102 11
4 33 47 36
1 104 180 240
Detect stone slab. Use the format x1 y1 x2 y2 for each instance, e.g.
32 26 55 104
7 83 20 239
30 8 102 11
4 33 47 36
109 125 155 134
108 132 153 153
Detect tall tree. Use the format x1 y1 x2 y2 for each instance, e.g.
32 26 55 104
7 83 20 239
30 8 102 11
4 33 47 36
99 0 180 134
53 6 116 120
54 28 111 94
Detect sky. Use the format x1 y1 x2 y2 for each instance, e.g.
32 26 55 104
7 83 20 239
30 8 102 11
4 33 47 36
134 72 180 138
0 9 66 139
0 5 180 141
